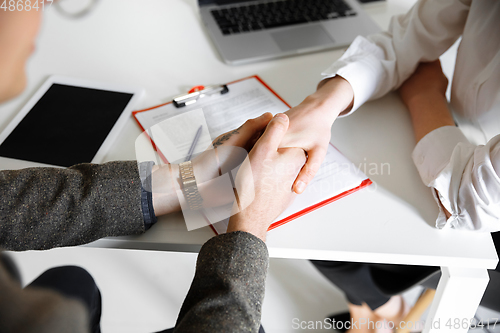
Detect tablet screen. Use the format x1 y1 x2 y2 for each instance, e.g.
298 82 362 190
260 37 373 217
0 84 133 167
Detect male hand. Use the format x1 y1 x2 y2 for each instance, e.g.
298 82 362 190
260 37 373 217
280 76 354 194
227 113 307 241
151 113 274 216
211 112 273 151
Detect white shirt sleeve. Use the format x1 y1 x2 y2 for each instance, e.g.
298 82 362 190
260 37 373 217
322 0 470 115
412 126 500 232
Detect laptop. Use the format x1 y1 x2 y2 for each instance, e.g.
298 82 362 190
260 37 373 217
199 0 381 65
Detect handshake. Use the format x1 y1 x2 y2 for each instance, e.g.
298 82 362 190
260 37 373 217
144 76 356 241
215 112 308 242
149 112 308 242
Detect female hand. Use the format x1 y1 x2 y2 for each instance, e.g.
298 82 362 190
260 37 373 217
280 76 354 194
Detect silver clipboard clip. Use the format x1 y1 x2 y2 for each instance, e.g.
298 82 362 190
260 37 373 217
173 84 229 108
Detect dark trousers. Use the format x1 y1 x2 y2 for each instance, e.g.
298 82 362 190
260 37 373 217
27 265 266 333
310 260 439 310
311 231 500 311
155 325 266 333
28 266 103 333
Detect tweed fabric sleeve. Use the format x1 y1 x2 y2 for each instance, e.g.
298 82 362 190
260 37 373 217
175 231 269 333
0 161 145 251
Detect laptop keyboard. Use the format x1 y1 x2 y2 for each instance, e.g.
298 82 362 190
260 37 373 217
211 0 357 36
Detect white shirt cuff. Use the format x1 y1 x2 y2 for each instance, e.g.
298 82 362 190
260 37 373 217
321 36 385 117
412 126 471 186
412 126 476 230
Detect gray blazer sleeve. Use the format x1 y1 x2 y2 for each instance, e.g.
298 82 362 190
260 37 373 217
175 231 269 333
0 161 145 251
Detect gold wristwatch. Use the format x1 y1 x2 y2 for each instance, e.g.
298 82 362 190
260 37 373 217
179 161 203 210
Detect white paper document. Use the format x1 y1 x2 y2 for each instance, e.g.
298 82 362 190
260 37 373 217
147 108 212 163
135 77 290 142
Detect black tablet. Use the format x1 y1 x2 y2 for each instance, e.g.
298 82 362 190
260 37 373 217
0 76 142 168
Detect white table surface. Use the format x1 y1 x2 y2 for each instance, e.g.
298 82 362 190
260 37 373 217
0 1 497 331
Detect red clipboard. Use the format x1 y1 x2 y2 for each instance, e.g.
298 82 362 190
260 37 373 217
132 75 372 234
268 178 372 231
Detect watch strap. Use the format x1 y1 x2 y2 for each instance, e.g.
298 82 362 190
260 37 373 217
179 161 203 210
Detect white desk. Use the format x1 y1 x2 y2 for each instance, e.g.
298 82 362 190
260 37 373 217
0 1 497 332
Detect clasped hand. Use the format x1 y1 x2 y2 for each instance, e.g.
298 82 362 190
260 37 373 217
209 112 308 241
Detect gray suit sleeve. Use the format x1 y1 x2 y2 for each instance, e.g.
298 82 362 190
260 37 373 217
0 161 145 251
175 231 269 333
